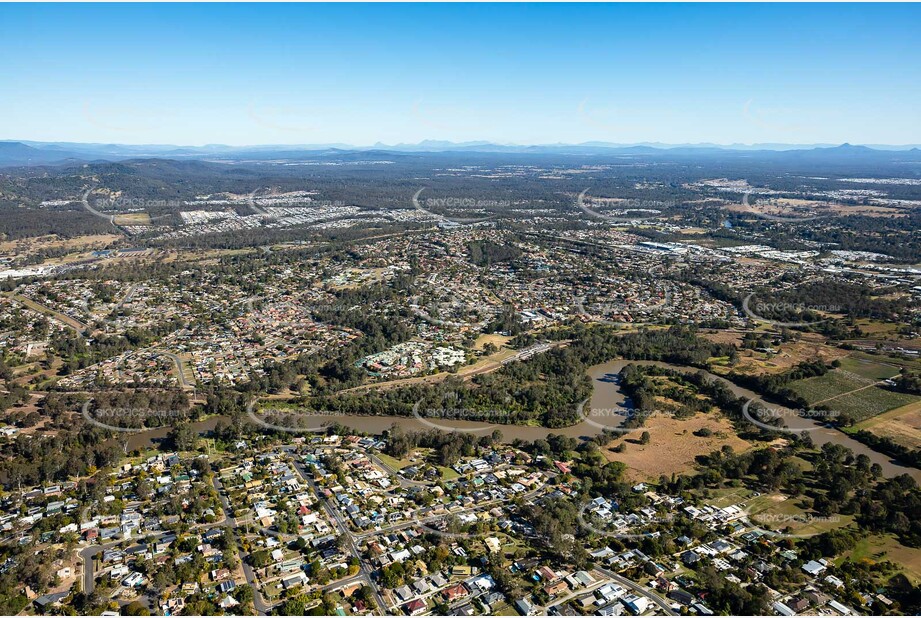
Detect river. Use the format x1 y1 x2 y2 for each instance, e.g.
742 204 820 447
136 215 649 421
124 359 921 482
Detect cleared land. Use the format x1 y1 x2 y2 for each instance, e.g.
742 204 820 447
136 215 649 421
788 369 916 422
725 198 907 219
840 534 921 584
113 213 152 225
0 233 120 256
731 341 849 376
603 414 751 481
375 452 413 471
853 400 921 451
472 333 512 351
744 493 853 537
837 356 904 380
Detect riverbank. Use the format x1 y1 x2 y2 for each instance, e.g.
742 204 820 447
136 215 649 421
121 358 921 482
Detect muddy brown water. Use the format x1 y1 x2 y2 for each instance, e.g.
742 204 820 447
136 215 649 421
124 359 920 482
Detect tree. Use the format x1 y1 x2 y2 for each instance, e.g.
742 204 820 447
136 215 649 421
168 422 197 451
122 601 151 616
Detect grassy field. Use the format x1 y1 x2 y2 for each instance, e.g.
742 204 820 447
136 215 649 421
705 487 756 508
705 337 849 377
847 350 921 373
851 320 904 338
489 602 519 616
0 233 120 257
113 212 152 225
744 494 853 537
704 487 850 537
604 413 752 481
837 357 902 381
839 534 921 584
853 400 921 450
438 465 461 481
472 333 512 351
788 369 917 422
375 452 413 471
376 451 461 480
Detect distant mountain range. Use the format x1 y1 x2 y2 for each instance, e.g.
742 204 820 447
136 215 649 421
1 139 920 167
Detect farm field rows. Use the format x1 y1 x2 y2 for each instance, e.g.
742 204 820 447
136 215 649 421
853 400 921 451
788 368 918 423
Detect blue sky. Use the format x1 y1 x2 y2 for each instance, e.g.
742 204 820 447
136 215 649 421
1 3 919 146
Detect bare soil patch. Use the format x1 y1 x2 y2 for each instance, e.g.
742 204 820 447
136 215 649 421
855 400 921 450
603 414 752 481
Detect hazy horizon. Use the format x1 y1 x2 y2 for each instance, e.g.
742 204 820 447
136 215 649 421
2 3 920 146
5 138 921 151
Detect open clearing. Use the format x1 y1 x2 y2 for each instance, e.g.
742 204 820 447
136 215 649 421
603 413 751 481
837 356 904 380
854 400 921 450
472 333 512 351
840 534 921 584
0 233 120 256
744 493 853 537
113 212 152 225
375 452 413 471
725 198 907 219
788 369 916 422
731 341 850 376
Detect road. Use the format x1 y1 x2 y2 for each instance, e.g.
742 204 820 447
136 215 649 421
289 455 390 614
4 292 90 334
337 340 569 395
111 283 140 317
80 545 104 595
596 566 677 616
154 350 194 390
210 474 274 615
79 448 655 617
